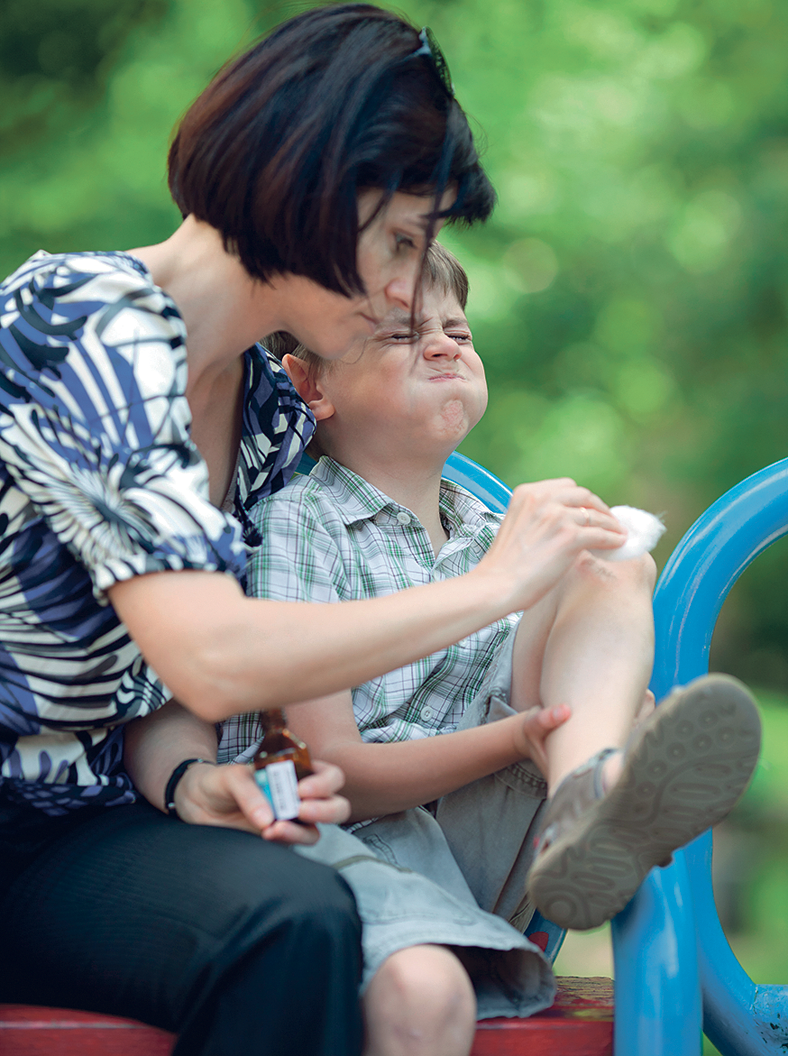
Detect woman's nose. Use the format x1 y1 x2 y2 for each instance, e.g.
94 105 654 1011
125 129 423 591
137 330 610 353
383 275 413 310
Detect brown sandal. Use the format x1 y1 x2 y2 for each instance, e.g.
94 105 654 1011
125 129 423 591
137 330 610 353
527 674 761 931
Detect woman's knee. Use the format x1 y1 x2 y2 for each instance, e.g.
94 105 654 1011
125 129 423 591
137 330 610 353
139 821 361 959
364 945 476 1056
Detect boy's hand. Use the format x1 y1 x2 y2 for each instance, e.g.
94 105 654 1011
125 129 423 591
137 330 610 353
174 758 350 845
510 704 572 777
477 478 626 613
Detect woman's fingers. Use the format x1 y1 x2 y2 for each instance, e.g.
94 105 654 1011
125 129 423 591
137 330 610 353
297 759 346 799
221 763 278 830
262 761 351 843
178 762 275 832
176 760 351 843
263 819 321 845
297 760 351 826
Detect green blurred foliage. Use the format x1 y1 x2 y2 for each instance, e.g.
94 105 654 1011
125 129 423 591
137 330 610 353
2 0 788 684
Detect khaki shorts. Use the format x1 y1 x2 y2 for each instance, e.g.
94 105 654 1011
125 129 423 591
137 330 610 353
295 632 555 1019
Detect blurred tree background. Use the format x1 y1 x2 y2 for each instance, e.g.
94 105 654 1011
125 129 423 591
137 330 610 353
1 0 788 1025
2 0 788 686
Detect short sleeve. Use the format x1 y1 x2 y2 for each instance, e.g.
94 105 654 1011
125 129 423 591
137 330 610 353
247 484 349 605
0 253 246 600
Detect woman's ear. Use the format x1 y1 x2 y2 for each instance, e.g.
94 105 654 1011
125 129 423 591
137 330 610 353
282 354 335 421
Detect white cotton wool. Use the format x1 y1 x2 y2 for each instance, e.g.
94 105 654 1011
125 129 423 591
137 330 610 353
592 505 665 562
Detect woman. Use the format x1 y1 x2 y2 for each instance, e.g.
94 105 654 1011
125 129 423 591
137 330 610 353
0 5 630 1056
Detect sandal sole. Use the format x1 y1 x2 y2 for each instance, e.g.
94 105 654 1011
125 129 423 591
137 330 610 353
527 674 761 931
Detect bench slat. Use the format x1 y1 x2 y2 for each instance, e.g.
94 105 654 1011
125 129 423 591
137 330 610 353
0 977 612 1056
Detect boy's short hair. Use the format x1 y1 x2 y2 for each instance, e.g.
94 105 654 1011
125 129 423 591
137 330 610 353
168 4 495 292
267 242 470 380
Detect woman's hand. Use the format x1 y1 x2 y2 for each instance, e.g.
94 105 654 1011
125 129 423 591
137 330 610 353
475 478 626 614
174 758 351 846
510 703 572 778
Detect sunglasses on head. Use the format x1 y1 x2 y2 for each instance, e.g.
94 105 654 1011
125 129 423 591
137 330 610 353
411 27 454 98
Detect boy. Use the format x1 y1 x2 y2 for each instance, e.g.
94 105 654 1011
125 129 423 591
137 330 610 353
220 244 760 1055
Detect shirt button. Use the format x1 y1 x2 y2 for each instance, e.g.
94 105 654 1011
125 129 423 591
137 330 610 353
396 511 412 526
422 707 433 720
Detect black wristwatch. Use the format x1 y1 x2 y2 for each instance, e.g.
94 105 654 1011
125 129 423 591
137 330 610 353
164 758 214 818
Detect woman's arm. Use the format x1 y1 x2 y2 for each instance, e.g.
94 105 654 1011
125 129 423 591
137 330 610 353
123 699 350 844
109 479 625 722
285 691 570 823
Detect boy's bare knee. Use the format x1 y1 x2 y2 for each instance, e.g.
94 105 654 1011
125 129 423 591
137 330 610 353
364 945 476 1056
572 549 656 596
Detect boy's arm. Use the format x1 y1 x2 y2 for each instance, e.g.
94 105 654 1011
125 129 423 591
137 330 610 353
242 477 570 819
286 691 569 822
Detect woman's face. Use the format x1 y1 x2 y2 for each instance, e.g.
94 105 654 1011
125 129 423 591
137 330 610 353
271 188 455 361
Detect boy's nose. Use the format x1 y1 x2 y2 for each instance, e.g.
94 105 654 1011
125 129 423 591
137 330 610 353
424 332 461 359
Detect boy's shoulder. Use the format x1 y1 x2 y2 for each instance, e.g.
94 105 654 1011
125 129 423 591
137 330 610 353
251 456 394 528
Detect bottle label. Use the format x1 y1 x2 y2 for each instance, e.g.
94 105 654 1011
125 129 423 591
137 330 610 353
255 760 301 820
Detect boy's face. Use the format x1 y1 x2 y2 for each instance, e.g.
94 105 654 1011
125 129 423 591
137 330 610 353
312 284 488 462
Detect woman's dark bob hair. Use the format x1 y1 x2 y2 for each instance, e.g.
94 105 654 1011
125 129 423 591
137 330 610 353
168 3 496 295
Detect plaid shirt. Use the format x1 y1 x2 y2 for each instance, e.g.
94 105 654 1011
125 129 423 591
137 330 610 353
220 456 519 764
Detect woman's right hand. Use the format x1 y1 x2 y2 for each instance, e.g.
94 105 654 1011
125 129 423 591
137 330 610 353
475 478 626 613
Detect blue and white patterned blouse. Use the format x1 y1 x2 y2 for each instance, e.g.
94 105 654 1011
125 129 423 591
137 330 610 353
0 250 314 815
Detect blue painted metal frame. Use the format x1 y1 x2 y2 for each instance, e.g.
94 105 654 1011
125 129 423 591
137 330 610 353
443 452 513 517
643 456 788 1055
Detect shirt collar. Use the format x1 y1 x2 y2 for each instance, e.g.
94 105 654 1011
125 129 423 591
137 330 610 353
310 457 400 525
309 456 501 539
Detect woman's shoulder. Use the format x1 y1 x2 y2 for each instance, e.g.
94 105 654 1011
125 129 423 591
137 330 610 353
0 250 187 407
2 249 153 298
1 249 185 345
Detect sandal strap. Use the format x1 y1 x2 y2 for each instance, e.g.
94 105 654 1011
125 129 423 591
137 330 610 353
535 747 619 856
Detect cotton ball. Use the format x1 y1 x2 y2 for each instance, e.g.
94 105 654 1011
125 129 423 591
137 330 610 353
593 505 665 562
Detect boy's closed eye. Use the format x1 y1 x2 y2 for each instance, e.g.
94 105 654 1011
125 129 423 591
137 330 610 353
378 319 473 347
387 330 419 343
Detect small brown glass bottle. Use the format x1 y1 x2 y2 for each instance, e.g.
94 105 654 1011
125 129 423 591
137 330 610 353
253 708 313 779
253 709 313 820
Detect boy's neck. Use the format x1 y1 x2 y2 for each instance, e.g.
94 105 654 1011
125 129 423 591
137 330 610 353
325 448 450 556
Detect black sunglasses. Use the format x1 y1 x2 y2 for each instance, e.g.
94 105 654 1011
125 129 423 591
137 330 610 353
411 27 454 98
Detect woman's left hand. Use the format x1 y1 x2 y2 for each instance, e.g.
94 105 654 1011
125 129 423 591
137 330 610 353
175 758 350 845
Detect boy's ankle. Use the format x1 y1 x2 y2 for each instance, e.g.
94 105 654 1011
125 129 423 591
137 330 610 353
600 749 623 793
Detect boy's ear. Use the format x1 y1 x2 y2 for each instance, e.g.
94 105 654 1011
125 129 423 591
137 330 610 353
282 354 335 421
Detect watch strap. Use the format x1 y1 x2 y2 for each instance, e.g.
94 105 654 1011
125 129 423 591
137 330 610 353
164 757 214 818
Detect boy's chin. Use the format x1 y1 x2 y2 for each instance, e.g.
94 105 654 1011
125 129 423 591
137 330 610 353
436 399 483 440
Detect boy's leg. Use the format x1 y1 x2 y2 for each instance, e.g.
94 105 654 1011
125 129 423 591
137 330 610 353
499 556 761 931
506 551 657 792
363 945 476 1056
527 673 761 930
0 798 363 1056
432 633 549 929
296 820 555 1023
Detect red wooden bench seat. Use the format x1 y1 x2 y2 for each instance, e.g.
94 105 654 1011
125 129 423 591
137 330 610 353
0 977 612 1056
